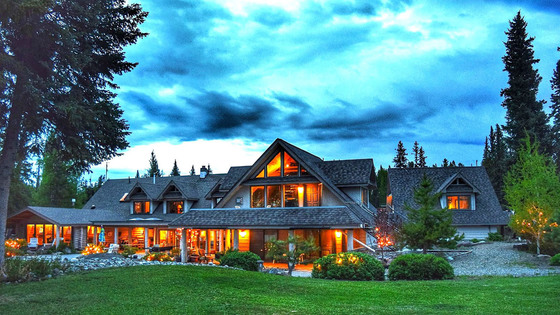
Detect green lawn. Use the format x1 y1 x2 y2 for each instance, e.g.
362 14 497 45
1 265 558 314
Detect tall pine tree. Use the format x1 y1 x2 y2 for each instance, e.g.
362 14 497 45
170 160 180 176
146 150 163 177
550 47 560 169
501 11 551 156
418 147 427 167
482 125 508 206
393 141 408 168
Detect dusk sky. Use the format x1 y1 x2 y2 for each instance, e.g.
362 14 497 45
91 0 560 180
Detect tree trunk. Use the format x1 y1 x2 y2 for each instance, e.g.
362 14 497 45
536 232 541 255
288 260 295 276
0 84 26 269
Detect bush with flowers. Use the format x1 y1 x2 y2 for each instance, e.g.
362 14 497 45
312 252 384 281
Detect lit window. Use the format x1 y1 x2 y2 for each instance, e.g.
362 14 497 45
168 201 184 214
256 169 265 178
251 186 265 208
284 153 299 176
133 201 150 214
284 184 300 207
267 153 282 177
447 195 471 210
266 185 282 207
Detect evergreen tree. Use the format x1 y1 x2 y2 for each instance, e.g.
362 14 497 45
189 165 196 176
170 160 181 176
76 175 104 208
34 136 80 208
393 141 408 168
207 164 213 174
146 150 163 177
418 147 427 167
442 159 449 167
412 141 420 167
501 11 551 156
374 166 388 207
550 47 560 169
450 160 457 167
482 124 508 206
398 174 462 253
136 170 140 178
0 0 147 267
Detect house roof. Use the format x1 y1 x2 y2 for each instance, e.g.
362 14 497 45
214 138 376 225
387 167 510 226
9 206 124 226
169 206 363 229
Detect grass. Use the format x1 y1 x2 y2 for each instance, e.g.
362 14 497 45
1 265 559 314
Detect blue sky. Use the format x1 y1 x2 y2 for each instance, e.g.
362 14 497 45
91 0 560 180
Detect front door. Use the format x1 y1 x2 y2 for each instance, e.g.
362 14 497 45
249 229 265 259
306 184 320 207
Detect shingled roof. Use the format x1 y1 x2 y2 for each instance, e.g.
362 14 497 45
314 159 375 186
169 206 363 229
10 206 125 225
387 167 509 226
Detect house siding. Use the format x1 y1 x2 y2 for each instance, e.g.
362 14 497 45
457 225 498 240
340 187 361 203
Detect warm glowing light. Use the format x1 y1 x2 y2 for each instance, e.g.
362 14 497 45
297 186 304 194
239 230 247 238
335 231 342 239
81 244 105 255
201 231 206 237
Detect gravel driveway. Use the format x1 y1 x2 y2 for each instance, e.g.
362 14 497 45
450 242 560 277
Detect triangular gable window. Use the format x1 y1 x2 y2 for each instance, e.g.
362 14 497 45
255 150 309 178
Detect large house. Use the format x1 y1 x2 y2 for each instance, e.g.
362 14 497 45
387 167 510 239
7 139 377 258
7 139 509 258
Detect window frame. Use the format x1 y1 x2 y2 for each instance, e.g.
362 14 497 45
167 200 185 214
133 201 151 214
257 151 306 179
446 195 472 210
250 184 321 208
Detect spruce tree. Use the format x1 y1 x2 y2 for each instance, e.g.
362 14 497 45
550 47 560 169
501 11 551 156
482 125 507 206
170 160 181 176
146 150 163 177
375 166 388 207
189 165 196 176
442 159 449 167
393 141 408 168
412 141 420 167
417 147 427 167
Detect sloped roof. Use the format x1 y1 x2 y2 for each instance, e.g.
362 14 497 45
169 206 363 228
314 159 375 186
387 167 509 226
84 174 225 212
9 206 124 225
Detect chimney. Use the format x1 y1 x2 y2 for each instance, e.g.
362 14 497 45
200 165 208 179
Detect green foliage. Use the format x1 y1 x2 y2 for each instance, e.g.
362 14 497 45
143 252 173 262
47 242 75 254
550 254 560 266
170 160 181 176
393 141 408 168
312 252 384 281
487 232 504 242
482 125 508 206
471 238 481 243
121 245 139 258
398 174 462 253
373 166 388 207
501 11 551 156
2 258 70 283
504 137 560 255
266 236 319 275
551 47 560 169
388 254 454 281
146 150 163 177
217 250 260 271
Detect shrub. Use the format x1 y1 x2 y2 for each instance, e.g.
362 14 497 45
2 258 70 283
4 239 26 257
487 232 504 242
81 244 105 255
551 253 560 266
143 252 173 262
121 245 139 258
388 254 454 281
217 250 260 271
312 252 384 281
471 238 481 243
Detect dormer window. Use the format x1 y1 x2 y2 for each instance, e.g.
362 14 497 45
167 201 184 214
447 195 471 210
133 201 150 214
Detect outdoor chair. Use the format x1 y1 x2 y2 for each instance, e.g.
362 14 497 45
28 238 39 250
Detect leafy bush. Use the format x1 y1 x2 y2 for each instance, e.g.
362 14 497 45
81 244 105 255
471 238 481 243
217 250 260 271
388 254 454 281
143 252 173 262
551 253 560 266
2 258 70 283
312 252 384 281
4 239 26 257
121 245 139 258
487 232 504 242
47 242 75 254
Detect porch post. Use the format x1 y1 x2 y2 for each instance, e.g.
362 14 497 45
233 229 239 250
93 227 98 245
205 229 209 253
59 226 63 245
180 228 187 263
347 229 354 251
218 230 223 252
114 227 118 244
288 230 295 251
144 227 149 253
54 225 59 247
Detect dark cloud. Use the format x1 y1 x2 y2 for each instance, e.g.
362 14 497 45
250 6 294 27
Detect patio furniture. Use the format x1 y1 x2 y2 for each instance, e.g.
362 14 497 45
28 238 39 250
